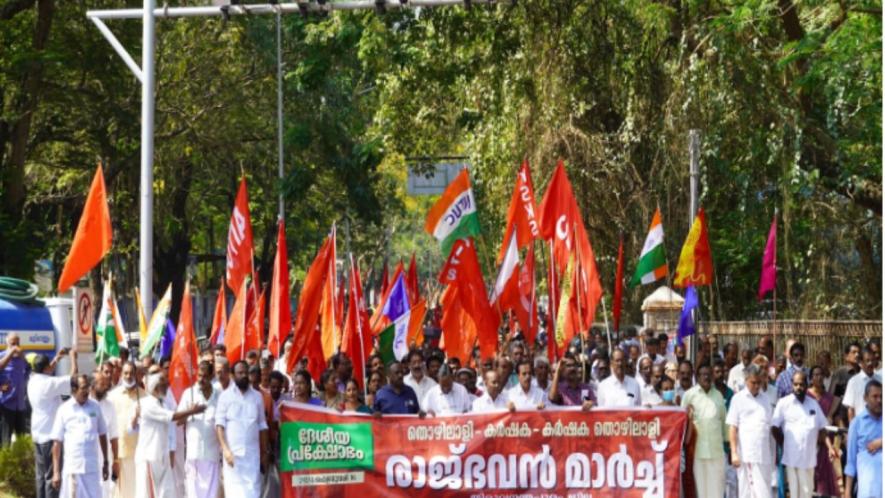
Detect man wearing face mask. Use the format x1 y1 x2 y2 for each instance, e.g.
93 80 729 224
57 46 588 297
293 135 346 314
108 362 143 498
134 372 206 498
215 361 269 498
726 363 775 498
682 364 727 498
771 371 830 498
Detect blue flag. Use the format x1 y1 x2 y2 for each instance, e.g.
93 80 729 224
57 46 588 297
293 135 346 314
382 274 410 322
158 318 176 360
677 286 698 345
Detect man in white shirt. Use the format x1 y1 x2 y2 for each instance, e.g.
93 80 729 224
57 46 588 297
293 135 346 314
726 363 774 498
216 360 269 498
635 356 653 391
423 365 471 415
472 371 508 413
641 364 664 406
50 374 109 498
213 358 231 393
506 360 547 411
771 370 830 498
178 360 221 498
404 350 437 410
727 349 752 393
597 349 641 408
843 348 881 421
27 349 77 498
108 362 143 498
90 368 119 498
135 372 206 498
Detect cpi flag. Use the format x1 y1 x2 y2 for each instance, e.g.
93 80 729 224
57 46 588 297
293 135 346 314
226 177 254 293
280 404 686 498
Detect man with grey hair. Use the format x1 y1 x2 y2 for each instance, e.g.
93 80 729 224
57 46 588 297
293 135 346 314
726 363 774 498
532 356 552 394
421 364 471 415
134 372 206 498
213 357 231 392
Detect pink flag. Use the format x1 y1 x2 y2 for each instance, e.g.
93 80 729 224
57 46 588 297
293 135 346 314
758 216 777 300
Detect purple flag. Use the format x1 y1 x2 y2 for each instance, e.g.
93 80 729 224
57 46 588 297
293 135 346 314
758 216 777 300
158 318 176 360
677 286 698 346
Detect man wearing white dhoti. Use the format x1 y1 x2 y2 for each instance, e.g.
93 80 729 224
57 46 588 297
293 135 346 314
90 369 118 498
134 372 206 498
727 363 775 498
50 374 109 498
178 361 222 498
215 361 268 498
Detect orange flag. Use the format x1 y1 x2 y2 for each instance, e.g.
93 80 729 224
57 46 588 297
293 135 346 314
209 278 226 346
225 177 254 294
224 280 248 365
288 234 333 373
341 257 373 388
268 220 291 358
319 227 338 359
406 253 419 303
58 165 112 292
169 282 198 403
497 160 540 263
245 287 265 354
538 160 581 274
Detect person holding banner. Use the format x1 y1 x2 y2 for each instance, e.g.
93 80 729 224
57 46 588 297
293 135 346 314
404 350 437 411
727 363 775 498
373 363 424 416
472 371 508 413
506 360 547 411
215 361 269 498
421 364 471 415
597 349 641 408
549 355 595 410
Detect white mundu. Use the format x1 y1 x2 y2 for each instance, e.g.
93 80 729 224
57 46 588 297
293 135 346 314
51 397 108 498
726 388 774 498
134 395 177 498
771 394 827 498
216 385 268 498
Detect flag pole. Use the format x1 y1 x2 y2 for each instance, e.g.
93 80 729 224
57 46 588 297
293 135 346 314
351 253 369 401
546 239 558 361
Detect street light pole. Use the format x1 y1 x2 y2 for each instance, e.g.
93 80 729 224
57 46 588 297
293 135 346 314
139 0 156 317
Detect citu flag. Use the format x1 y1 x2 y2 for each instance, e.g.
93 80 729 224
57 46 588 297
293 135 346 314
613 237 625 333
226 177 254 294
209 278 226 346
673 208 714 287
497 160 540 263
169 281 198 403
629 208 668 287
319 226 338 359
224 279 249 365
268 220 291 358
58 164 113 293
341 257 372 387
438 239 499 360
288 233 333 375
538 160 581 274
425 168 481 257
758 214 777 300
139 284 173 359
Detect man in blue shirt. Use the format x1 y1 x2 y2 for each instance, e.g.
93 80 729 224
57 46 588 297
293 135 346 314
372 362 425 417
844 379 882 498
0 332 29 447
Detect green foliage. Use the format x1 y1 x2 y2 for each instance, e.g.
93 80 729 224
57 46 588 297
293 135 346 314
0 435 35 498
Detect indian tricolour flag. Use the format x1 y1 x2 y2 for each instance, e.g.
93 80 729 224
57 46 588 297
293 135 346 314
95 277 125 364
629 208 668 287
424 168 481 256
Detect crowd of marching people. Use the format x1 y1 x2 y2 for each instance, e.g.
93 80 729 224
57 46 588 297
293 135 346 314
1 326 882 498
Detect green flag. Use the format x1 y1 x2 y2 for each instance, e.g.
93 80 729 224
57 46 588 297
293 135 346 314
95 279 119 364
378 324 396 366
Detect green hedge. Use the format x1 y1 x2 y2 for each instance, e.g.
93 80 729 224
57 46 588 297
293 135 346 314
0 435 35 498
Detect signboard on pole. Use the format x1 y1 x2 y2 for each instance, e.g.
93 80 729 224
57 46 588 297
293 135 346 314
73 286 95 353
407 163 469 196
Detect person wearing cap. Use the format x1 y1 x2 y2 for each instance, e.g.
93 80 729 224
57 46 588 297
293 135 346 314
134 371 206 498
28 349 77 498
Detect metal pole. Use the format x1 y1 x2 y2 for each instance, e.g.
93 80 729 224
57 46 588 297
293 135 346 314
140 0 156 317
276 9 285 221
688 129 700 363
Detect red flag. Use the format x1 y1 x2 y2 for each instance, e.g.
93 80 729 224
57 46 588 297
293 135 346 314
439 239 500 360
342 258 372 388
613 237 624 332
319 227 338 359
406 253 419 303
538 160 581 274
225 177 254 294
497 160 540 263
268 220 291 358
245 287 265 354
209 278 226 345
517 246 538 345
288 235 333 373
758 215 777 300
224 280 248 365
439 286 476 365
58 165 113 292
169 282 198 403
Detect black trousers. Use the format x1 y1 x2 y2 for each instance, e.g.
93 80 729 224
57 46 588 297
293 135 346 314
34 441 59 498
0 406 26 446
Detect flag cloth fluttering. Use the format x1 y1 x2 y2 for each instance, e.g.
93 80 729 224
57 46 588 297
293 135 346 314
139 285 173 359
758 215 777 301
370 262 405 334
673 208 714 287
209 279 226 346
379 274 411 362
268 220 291 358
341 257 373 386
629 208 668 287
288 233 334 379
677 286 699 345
225 177 254 294
613 237 625 333
224 280 249 365
516 246 538 345
169 282 198 403
58 164 113 292
424 168 481 257
319 227 339 359
135 287 149 345
95 277 123 363
497 160 540 263
245 287 265 354
406 253 419 303
158 319 176 360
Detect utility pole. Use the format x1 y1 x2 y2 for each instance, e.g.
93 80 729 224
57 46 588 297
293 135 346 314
139 0 156 317
688 129 700 363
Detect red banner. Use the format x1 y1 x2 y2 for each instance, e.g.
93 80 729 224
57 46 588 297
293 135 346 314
280 404 686 497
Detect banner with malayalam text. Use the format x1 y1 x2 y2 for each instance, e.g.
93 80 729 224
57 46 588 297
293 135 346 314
279 403 687 498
